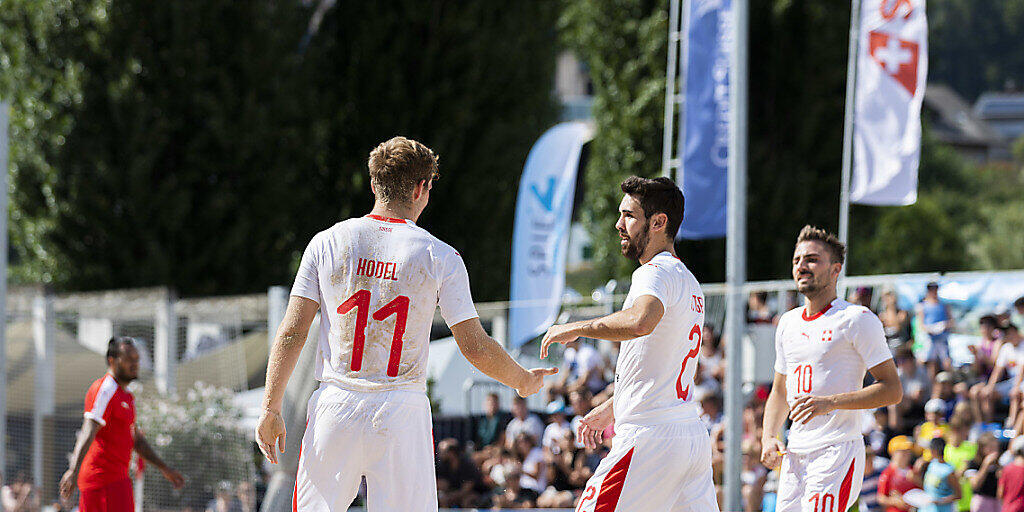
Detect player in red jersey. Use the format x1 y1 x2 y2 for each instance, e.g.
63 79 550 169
59 337 185 512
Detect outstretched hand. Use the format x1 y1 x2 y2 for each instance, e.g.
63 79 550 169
540 324 579 359
517 367 559 397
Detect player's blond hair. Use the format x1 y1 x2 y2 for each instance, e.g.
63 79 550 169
367 136 440 205
796 225 846 265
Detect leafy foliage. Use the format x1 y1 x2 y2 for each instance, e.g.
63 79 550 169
136 382 252 510
4 0 558 299
929 0 1024 101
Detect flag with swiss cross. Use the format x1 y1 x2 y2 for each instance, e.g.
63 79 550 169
851 0 927 206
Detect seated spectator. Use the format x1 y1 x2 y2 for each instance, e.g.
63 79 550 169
536 430 577 508
542 402 572 450
915 437 960 512
1013 296 1024 329
505 396 544 450
943 415 976 512
877 436 921 512
701 324 725 382
747 291 774 324
916 282 956 378
998 437 1024 512
741 439 767 512
916 399 951 449
970 323 1023 424
964 433 1001 512
879 290 911 347
866 407 897 456
932 372 960 420
851 286 874 309
206 481 242 512
476 392 508 448
557 339 607 396
700 392 724 431
860 445 887 512
436 438 486 508
970 315 1003 380
237 481 256 512
891 347 929 430
491 467 536 509
1 472 39 512
512 433 547 495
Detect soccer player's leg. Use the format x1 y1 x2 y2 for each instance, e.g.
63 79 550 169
364 392 438 512
774 452 807 512
799 440 865 512
670 426 720 512
574 437 639 512
294 389 367 511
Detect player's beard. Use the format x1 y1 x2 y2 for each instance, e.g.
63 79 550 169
795 270 825 295
620 223 650 261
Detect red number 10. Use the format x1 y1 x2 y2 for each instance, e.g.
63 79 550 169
793 364 813 393
337 289 410 377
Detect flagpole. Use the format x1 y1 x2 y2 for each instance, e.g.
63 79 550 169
838 0 862 290
723 0 747 509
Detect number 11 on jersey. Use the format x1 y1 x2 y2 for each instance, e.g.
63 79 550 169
337 289 410 377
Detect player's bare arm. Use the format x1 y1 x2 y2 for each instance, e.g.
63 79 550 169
760 371 789 469
788 358 902 424
133 431 185 488
540 295 664 358
449 317 557 397
59 417 101 499
256 295 319 463
576 396 614 449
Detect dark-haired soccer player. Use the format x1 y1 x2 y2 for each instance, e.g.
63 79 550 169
541 176 719 512
60 337 184 512
761 226 903 512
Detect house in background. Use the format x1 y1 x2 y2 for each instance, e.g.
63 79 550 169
924 84 1011 162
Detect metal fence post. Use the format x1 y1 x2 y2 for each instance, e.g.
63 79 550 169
154 288 177 395
32 290 55 497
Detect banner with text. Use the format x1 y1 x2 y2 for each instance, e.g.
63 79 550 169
509 122 593 349
852 0 927 205
678 0 732 239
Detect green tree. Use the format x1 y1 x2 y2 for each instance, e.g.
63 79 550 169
560 0 668 282
0 0 103 283
12 0 558 299
929 0 1024 100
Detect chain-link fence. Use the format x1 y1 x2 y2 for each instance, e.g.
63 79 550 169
5 269 1023 511
3 286 271 512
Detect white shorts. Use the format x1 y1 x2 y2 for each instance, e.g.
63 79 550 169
776 438 865 512
294 384 436 512
994 378 1024 398
574 421 719 512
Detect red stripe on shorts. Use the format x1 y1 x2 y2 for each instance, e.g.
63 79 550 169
837 457 857 511
594 447 635 512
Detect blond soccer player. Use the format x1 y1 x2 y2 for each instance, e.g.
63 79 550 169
761 226 903 512
255 137 556 512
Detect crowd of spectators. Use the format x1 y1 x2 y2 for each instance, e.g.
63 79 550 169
432 286 1024 511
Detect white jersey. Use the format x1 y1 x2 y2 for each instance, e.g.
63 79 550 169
291 214 479 393
614 251 704 428
774 298 892 453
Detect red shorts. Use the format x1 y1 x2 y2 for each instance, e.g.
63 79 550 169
80 479 134 512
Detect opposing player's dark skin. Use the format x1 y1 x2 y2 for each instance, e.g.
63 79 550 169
60 342 184 501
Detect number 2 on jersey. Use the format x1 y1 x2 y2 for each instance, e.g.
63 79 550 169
676 324 702 400
337 289 410 377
